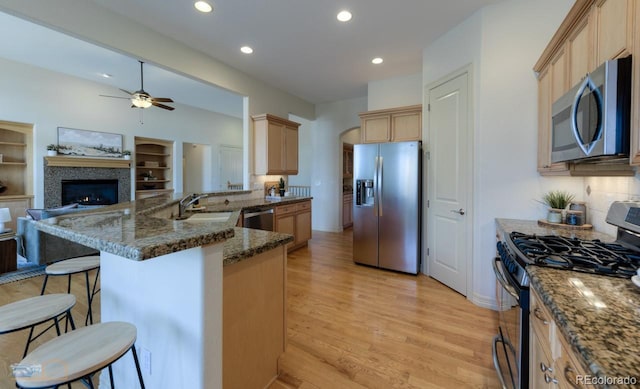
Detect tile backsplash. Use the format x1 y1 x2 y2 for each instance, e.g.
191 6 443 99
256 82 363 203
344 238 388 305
584 175 640 236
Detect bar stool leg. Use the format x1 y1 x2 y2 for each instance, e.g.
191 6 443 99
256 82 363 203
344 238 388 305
131 346 146 389
84 268 100 326
109 364 115 388
84 271 93 326
40 275 49 295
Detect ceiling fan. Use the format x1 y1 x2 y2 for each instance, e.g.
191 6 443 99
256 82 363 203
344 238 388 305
100 61 175 111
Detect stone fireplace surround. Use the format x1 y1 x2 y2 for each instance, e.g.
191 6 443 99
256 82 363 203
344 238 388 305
44 165 131 208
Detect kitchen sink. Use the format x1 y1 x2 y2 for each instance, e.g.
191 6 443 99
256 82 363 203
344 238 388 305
182 212 232 223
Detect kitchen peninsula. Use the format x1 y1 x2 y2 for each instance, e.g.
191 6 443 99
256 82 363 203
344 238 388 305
35 193 305 389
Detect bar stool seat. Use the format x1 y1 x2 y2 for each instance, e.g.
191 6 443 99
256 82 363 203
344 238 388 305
41 255 100 326
14 321 145 389
0 294 76 357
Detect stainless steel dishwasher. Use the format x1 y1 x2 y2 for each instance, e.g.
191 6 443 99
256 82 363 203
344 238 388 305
242 207 274 231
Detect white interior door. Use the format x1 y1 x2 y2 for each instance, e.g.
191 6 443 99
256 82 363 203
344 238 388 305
427 71 470 296
219 145 243 190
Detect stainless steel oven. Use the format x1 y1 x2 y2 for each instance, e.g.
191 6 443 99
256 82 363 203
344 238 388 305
492 242 529 389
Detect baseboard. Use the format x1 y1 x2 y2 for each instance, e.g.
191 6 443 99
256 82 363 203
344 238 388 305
469 292 499 311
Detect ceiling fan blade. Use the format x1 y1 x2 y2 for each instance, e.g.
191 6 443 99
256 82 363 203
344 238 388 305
152 97 174 103
100 94 131 100
119 88 134 96
152 101 175 111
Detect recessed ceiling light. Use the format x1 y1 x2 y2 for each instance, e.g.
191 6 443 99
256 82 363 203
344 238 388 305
337 10 352 22
194 1 213 13
240 46 253 54
100 73 112 78
372 57 383 65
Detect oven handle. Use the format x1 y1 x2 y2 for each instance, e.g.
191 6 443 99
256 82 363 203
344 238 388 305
493 257 519 302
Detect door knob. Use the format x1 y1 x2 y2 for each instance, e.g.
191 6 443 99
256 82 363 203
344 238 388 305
450 209 465 215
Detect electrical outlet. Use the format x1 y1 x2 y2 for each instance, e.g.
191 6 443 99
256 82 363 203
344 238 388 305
139 347 151 375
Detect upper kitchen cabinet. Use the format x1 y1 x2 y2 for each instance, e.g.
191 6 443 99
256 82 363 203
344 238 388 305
594 0 634 63
537 50 570 174
253 114 300 175
359 105 422 144
534 0 638 174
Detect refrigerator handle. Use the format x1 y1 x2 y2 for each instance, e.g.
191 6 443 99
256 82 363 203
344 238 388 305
378 156 383 216
373 156 379 216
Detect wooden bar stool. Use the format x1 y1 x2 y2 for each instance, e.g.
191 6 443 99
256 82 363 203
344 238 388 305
0 294 76 358
41 255 100 326
13 321 145 389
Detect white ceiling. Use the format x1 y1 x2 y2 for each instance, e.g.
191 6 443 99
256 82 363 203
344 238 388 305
0 0 501 114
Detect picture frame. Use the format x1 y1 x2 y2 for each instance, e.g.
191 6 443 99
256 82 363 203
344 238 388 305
57 127 123 158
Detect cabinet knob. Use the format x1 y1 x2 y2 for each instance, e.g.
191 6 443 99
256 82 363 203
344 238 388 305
544 373 558 384
534 307 549 325
540 362 553 373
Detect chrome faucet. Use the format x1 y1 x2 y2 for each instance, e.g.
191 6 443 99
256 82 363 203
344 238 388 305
178 193 209 219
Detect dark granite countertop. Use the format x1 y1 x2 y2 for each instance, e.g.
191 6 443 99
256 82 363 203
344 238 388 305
496 219 639 387
35 193 307 262
495 218 615 242
528 267 640 387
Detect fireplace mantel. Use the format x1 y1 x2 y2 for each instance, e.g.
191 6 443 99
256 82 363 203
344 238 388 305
45 156 131 169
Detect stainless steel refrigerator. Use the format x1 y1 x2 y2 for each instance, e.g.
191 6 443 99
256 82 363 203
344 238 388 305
353 141 421 274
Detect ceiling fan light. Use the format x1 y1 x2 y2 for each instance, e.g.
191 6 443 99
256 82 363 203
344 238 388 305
131 98 152 108
194 1 213 13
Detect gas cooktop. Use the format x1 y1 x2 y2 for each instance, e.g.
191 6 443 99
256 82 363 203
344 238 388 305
509 231 640 278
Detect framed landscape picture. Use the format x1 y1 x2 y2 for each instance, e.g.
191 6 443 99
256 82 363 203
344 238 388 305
57 127 123 158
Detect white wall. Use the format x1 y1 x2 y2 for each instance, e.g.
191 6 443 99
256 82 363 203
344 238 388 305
287 114 314 188
312 97 367 231
423 0 582 309
0 57 242 206
367 73 422 110
0 0 315 121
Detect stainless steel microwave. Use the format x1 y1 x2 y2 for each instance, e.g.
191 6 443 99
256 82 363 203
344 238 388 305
550 56 631 163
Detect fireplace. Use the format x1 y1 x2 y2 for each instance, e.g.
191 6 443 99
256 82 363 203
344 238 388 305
44 163 130 208
62 179 118 206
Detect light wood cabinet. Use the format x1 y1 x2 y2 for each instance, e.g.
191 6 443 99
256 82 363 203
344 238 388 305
535 0 638 174
223 246 286 389
567 15 594 87
360 105 422 144
252 114 300 175
530 288 588 389
0 120 34 226
594 0 633 63
342 193 353 229
343 144 353 178
274 200 311 252
134 137 174 199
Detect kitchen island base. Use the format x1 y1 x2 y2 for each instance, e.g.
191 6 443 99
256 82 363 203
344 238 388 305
99 243 224 389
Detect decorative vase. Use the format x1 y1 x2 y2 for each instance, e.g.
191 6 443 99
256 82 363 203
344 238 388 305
279 189 285 197
547 208 563 223
47 150 57 156
124 155 131 160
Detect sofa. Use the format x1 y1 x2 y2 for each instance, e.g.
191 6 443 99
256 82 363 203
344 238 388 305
16 204 99 266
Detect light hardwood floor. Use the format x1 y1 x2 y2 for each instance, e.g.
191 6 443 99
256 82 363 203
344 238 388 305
270 230 500 389
0 230 500 388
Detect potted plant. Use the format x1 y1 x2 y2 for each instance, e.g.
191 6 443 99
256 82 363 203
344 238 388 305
46 144 58 156
279 177 286 197
141 171 155 181
122 150 131 160
540 190 575 223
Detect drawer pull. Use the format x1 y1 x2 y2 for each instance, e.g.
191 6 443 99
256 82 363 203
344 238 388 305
544 373 558 384
540 362 553 373
534 307 549 325
564 366 580 388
